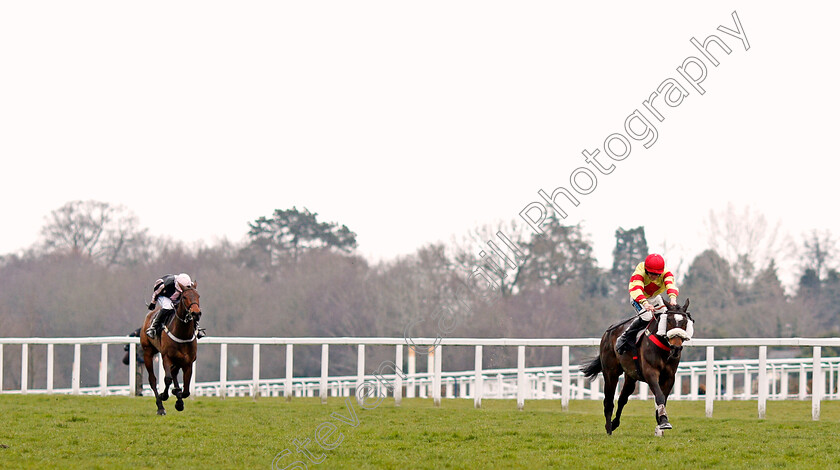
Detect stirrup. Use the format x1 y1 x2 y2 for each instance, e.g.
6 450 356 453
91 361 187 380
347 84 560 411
197 327 207 339
617 337 637 355
616 341 626 354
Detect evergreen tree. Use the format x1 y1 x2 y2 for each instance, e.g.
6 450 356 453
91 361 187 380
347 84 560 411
610 226 648 298
742 259 794 337
240 207 357 275
518 215 599 294
681 249 739 337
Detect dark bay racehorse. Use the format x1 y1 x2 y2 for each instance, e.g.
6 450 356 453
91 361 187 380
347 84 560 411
581 299 693 435
140 283 201 415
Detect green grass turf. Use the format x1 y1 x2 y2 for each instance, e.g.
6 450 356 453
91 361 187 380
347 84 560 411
2 395 840 469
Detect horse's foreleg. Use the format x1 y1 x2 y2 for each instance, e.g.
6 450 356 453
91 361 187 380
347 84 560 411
171 365 185 412
660 373 676 407
144 350 166 416
181 362 193 400
611 377 637 432
171 364 182 397
644 369 670 429
160 355 173 402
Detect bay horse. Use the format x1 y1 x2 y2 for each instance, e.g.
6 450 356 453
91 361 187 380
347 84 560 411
140 283 201 415
581 299 693 435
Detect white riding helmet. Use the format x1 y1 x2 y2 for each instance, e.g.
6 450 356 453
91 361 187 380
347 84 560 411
175 273 193 290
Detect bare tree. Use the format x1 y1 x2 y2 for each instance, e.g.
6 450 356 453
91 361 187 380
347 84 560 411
657 238 688 284
704 203 791 283
452 219 528 298
38 200 151 266
800 229 837 281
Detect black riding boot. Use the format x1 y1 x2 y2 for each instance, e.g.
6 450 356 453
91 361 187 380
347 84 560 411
616 317 648 354
146 309 173 339
195 320 206 339
146 310 160 338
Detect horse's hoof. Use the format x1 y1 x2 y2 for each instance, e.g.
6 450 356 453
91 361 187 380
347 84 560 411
175 400 184 412
611 419 621 431
160 393 169 402
157 409 166 416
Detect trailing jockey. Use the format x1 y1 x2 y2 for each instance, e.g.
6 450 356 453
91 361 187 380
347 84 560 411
145 273 206 339
615 254 679 355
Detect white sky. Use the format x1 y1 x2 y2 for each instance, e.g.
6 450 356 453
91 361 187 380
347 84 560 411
1 2 837 289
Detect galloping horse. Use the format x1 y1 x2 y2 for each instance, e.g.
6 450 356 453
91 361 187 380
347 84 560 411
140 283 201 415
581 299 693 435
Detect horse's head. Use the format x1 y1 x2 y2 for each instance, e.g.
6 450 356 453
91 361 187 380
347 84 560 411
178 282 201 323
660 298 693 358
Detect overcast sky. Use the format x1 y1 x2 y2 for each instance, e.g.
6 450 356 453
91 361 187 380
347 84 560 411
1 2 836 288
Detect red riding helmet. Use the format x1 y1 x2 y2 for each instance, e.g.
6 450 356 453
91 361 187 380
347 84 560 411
644 254 665 274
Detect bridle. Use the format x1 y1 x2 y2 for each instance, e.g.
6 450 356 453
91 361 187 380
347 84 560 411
648 308 693 353
162 287 201 343
176 287 201 323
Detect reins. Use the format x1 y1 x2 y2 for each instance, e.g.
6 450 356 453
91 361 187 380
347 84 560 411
164 288 200 342
639 313 671 352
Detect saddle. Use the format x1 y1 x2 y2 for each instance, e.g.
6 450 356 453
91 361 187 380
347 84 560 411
632 324 650 347
156 310 175 332
153 309 175 337
628 296 670 349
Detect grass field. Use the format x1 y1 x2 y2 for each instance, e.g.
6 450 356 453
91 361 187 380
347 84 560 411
3 395 840 469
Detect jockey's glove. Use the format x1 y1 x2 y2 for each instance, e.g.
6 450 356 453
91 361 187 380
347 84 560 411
147 302 156 311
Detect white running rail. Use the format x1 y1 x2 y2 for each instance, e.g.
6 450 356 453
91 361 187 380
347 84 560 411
1 336 838 420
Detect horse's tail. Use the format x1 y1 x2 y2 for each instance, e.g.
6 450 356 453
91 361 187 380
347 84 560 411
580 355 602 382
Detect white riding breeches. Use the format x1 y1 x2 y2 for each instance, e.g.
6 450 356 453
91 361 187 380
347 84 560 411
157 297 174 310
636 294 667 321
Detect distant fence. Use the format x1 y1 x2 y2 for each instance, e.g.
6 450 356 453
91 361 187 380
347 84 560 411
1 336 839 420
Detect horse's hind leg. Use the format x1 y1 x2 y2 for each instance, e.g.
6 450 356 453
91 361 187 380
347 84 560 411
601 367 620 435
143 350 166 416
611 377 637 432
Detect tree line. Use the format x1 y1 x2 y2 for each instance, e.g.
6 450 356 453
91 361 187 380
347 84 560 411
0 200 836 389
